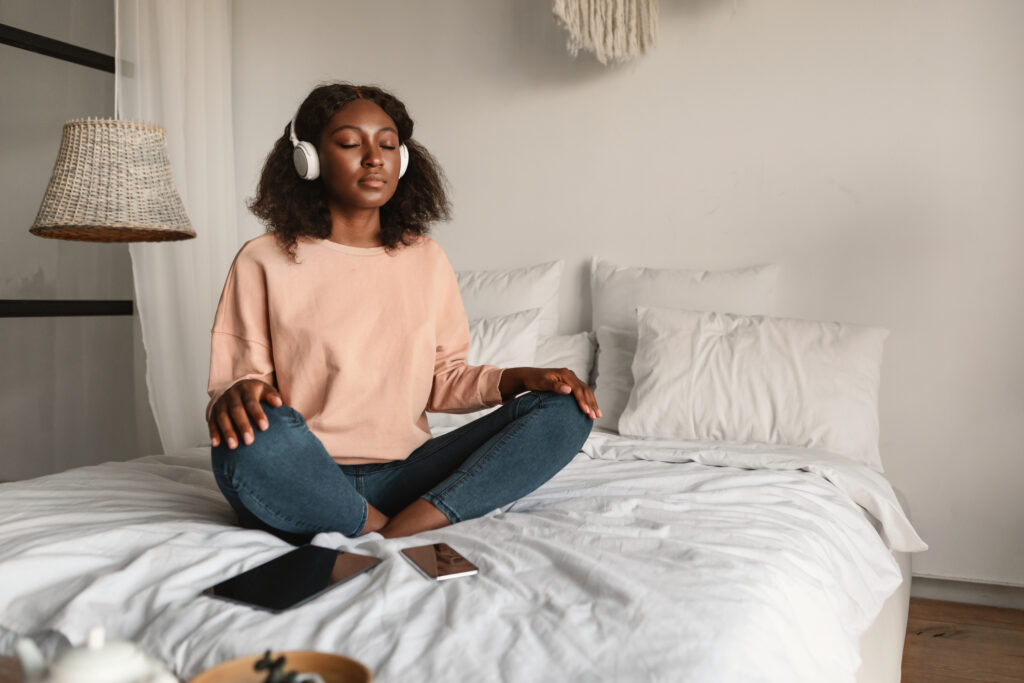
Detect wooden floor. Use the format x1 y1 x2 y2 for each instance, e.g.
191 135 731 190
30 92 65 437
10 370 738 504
903 598 1024 682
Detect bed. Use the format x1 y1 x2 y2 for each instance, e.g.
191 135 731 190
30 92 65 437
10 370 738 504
0 427 921 682
0 256 926 681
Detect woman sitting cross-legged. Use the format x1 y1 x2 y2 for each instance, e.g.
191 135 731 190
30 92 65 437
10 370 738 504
205 82 599 543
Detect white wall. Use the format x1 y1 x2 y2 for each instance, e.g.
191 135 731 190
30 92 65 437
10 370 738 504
232 0 1024 586
0 0 162 480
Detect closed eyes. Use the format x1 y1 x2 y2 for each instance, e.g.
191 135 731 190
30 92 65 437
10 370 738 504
336 142 397 150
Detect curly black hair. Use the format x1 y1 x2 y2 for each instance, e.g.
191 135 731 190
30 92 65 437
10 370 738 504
249 82 452 261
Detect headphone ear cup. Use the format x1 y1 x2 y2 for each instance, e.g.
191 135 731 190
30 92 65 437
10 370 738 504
293 141 320 180
399 144 409 179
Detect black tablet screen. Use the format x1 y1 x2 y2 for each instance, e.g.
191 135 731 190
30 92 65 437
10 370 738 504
203 545 381 612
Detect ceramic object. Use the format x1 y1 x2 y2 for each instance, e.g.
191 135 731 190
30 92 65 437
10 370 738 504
15 626 178 683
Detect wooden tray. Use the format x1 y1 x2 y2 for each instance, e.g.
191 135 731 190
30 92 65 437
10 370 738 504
189 650 372 683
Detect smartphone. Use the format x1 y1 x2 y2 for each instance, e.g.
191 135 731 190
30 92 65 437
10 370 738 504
202 544 381 612
400 543 478 581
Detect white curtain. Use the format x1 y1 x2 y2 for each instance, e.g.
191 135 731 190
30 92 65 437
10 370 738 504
115 0 240 454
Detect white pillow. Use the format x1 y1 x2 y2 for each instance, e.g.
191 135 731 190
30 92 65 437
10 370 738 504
534 331 597 386
618 306 890 472
458 261 564 338
427 308 541 430
590 257 780 332
590 258 780 432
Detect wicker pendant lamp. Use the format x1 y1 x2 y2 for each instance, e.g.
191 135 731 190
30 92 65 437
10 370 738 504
29 118 194 242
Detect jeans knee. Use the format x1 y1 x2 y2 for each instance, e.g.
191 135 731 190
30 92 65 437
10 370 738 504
261 400 304 428
540 392 594 442
211 402 305 480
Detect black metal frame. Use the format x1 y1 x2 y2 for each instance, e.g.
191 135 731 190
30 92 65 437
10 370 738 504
0 23 115 73
2 23 132 317
0 300 133 318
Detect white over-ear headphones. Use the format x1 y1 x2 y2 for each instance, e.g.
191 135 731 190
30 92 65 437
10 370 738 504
289 114 409 181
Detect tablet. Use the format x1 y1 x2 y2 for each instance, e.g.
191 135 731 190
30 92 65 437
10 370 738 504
202 545 381 612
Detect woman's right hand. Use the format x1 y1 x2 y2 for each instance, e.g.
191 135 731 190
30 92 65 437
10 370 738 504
208 379 284 450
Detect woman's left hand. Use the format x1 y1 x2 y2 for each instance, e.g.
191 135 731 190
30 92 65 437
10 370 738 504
520 367 602 420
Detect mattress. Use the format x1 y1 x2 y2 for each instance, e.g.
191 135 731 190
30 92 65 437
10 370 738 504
0 429 924 682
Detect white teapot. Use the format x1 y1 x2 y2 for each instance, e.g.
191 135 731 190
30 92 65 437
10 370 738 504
15 626 178 683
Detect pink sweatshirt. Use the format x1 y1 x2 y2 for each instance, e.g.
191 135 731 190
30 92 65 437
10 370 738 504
205 233 505 465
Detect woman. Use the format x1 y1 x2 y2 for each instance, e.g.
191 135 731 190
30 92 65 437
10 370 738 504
206 82 600 542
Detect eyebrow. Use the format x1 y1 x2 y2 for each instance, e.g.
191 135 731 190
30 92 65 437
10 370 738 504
329 124 399 136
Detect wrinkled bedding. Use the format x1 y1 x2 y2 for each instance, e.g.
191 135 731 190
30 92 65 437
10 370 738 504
0 429 924 682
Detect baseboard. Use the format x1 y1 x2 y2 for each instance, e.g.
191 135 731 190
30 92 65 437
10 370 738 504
911 576 1024 610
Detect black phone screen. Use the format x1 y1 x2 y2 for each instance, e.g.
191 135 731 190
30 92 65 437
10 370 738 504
202 545 381 612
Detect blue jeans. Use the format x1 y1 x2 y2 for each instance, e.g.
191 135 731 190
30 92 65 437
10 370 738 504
210 391 592 543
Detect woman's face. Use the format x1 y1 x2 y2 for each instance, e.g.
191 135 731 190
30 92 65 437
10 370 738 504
317 98 402 209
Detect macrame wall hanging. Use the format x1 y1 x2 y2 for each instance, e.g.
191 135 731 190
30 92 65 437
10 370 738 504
552 0 660 65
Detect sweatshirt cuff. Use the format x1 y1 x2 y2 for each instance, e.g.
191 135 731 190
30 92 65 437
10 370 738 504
481 365 505 406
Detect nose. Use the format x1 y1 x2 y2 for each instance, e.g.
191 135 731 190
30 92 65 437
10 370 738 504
363 146 383 168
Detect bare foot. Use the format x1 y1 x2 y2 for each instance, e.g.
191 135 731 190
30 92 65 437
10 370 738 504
378 498 452 539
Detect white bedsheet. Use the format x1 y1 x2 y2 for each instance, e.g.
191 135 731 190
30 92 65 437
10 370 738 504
0 430 924 682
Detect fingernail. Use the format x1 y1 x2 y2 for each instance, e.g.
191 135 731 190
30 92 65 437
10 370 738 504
228 438 237 448
260 420 269 430
244 432 253 445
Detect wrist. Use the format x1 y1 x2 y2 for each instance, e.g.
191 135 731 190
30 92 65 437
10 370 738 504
498 367 529 402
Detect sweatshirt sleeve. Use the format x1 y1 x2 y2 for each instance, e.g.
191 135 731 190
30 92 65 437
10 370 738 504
425 250 505 413
205 248 276 423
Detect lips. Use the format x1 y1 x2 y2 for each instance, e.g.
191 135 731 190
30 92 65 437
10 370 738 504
359 175 386 187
